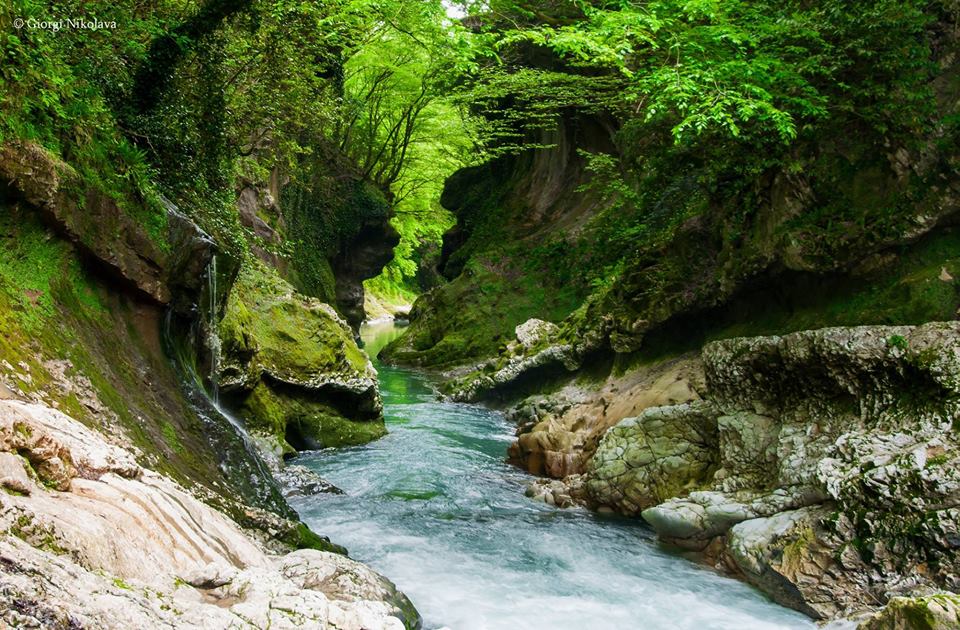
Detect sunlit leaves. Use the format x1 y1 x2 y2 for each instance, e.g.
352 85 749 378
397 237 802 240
460 0 937 146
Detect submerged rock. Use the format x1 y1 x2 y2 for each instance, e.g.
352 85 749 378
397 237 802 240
525 475 587 509
250 432 344 498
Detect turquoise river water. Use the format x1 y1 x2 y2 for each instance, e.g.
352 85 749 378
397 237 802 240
293 322 822 630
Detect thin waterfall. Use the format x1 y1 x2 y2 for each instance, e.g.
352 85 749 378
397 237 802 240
160 262 282 509
207 255 221 406
203 256 256 445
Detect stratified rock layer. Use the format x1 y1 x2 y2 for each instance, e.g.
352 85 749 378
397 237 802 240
0 142 214 309
501 323 705 479
0 398 418 629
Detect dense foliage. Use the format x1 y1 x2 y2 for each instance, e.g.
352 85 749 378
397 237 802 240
377 0 960 367
2 0 957 325
456 0 957 288
0 0 474 292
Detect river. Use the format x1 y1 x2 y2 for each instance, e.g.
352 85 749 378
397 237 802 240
292 322 820 630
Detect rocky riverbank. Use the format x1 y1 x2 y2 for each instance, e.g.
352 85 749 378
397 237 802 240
0 137 418 629
518 321 960 626
0 396 418 629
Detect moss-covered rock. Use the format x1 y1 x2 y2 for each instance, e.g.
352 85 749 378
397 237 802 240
280 153 399 330
859 594 960 630
0 142 172 303
240 382 386 450
218 260 385 450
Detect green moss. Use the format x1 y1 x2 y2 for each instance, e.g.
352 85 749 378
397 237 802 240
285 522 348 556
160 421 185 455
292 408 387 449
888 334 909 350
869 597 946 630
927 454 949 467
240 382 386 450
283 174 391 305
112 577 134 591
241 382 288 439
383 255 581 368
221 260 369 378
0 207 73 330
781 525 816 573
8 513 68 555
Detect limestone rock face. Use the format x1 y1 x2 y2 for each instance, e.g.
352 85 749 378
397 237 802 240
164 199 217 313
585 401 718 515
586 322 960 621
0 142 218 310
507 354 704 478
332 218 401 331
0 398 418 629
725 506 868 620
218 261 386 450
450 343 580 403
515 318 560 350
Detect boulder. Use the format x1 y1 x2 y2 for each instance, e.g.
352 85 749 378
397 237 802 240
218 260 385 450
858 594 960 629
726 506 869 620
585 401 718 515
514 318 559 350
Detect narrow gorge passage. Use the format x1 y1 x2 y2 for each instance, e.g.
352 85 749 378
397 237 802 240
292 323 818 630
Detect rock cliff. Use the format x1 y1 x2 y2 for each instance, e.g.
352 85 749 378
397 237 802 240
0 137 410 626
586 322 960 622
